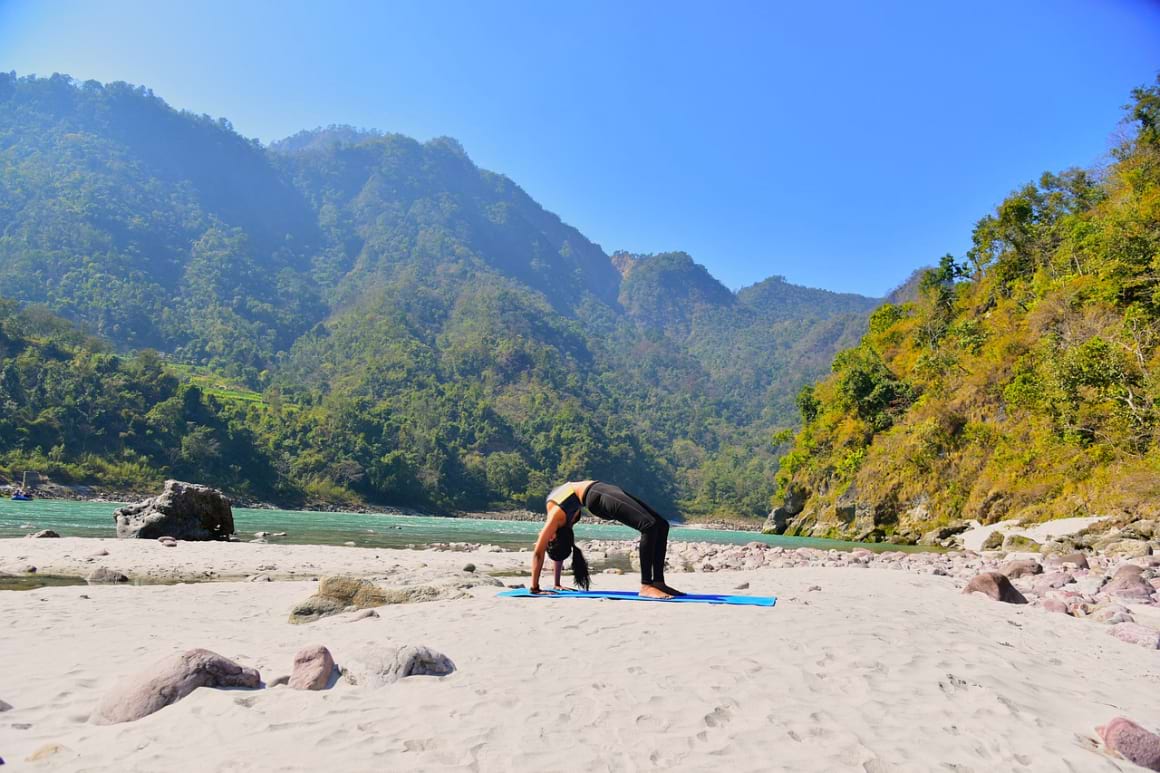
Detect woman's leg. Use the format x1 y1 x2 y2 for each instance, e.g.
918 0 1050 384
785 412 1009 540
587 485 667 586
624 492 670 584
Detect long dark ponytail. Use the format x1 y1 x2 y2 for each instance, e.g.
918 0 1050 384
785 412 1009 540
548 525 591 590
570 544 591 591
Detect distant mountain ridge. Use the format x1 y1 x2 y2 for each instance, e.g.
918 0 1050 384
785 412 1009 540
0 73 888 515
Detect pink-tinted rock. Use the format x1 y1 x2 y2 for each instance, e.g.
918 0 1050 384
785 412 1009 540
999 559 1042 579
1091 604 1134 625
1105 569 1154 601
90 648 260 725
1031 572 1075 594
1040 598 1070 615
962 572 1028 604
288 645 335 691
1097 716 1160 771
1108 622 1160 649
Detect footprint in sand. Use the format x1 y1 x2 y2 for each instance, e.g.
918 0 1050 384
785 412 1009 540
704 704 733 728
635 713 668 731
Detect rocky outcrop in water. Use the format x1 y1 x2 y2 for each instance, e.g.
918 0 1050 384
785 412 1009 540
113 480 234 540
762 486 805 535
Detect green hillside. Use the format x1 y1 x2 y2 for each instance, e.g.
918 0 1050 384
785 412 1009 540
772 78 1160 540
0 300 278 496
0 72 884 515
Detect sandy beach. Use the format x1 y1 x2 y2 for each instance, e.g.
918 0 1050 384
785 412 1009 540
1 536 1158 772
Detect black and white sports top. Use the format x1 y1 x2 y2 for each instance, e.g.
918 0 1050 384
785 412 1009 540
546 482 583 519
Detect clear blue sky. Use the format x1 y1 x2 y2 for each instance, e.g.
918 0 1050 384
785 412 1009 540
1 1 1157 295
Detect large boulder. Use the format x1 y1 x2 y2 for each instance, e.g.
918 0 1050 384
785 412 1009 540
1002 534 1041 552
1029 571 1074 595
999 559 1042 579
962 571 1027 604
1104 565 1154 602
919 522 969 547
289 576 388 624
90 648 260 725
113 480 234 540
1097 717 1160 771
289 645 335 690
343 645 455 688
1121 520 1158 541
762 507 789 535
1104 540 1153 558
289 574 502 624
763 486 806 535
1038 538 1073 554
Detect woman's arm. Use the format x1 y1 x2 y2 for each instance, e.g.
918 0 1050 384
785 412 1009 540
531 504 566 593
553 560 572 591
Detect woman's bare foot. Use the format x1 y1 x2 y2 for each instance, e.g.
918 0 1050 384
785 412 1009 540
656 583 685 596
639 584 673 599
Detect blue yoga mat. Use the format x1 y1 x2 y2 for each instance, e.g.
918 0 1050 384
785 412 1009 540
498 588 776 607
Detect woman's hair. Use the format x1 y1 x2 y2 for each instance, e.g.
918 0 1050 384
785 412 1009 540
547 526 591 590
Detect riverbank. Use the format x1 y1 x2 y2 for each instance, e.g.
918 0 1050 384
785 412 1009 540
1 536 1157 771
5 479 768 529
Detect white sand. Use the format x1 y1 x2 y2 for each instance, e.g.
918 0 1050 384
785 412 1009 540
0 537 528 583
2 539 1157 771
960 516 1108 552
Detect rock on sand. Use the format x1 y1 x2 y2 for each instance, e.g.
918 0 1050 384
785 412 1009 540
113 479 234 541
289 645 335 691
90 648 260 725
343 645 455 688
962 571 1028 604
1098 717 1160 771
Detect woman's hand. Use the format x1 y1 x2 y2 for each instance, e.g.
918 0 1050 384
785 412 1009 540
553 584 575 592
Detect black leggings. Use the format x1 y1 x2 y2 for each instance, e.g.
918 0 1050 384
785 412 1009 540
584 483 669 585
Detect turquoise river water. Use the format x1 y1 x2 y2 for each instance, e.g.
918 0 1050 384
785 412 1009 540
0 498 924 553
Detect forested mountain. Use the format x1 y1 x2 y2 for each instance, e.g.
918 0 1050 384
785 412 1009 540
0 300 276 494
0 72 884 516
772 78 1160 540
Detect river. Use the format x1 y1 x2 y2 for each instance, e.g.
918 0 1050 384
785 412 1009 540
0 498 922 552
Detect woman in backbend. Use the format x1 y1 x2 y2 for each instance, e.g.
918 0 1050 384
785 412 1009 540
530 480 683 599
